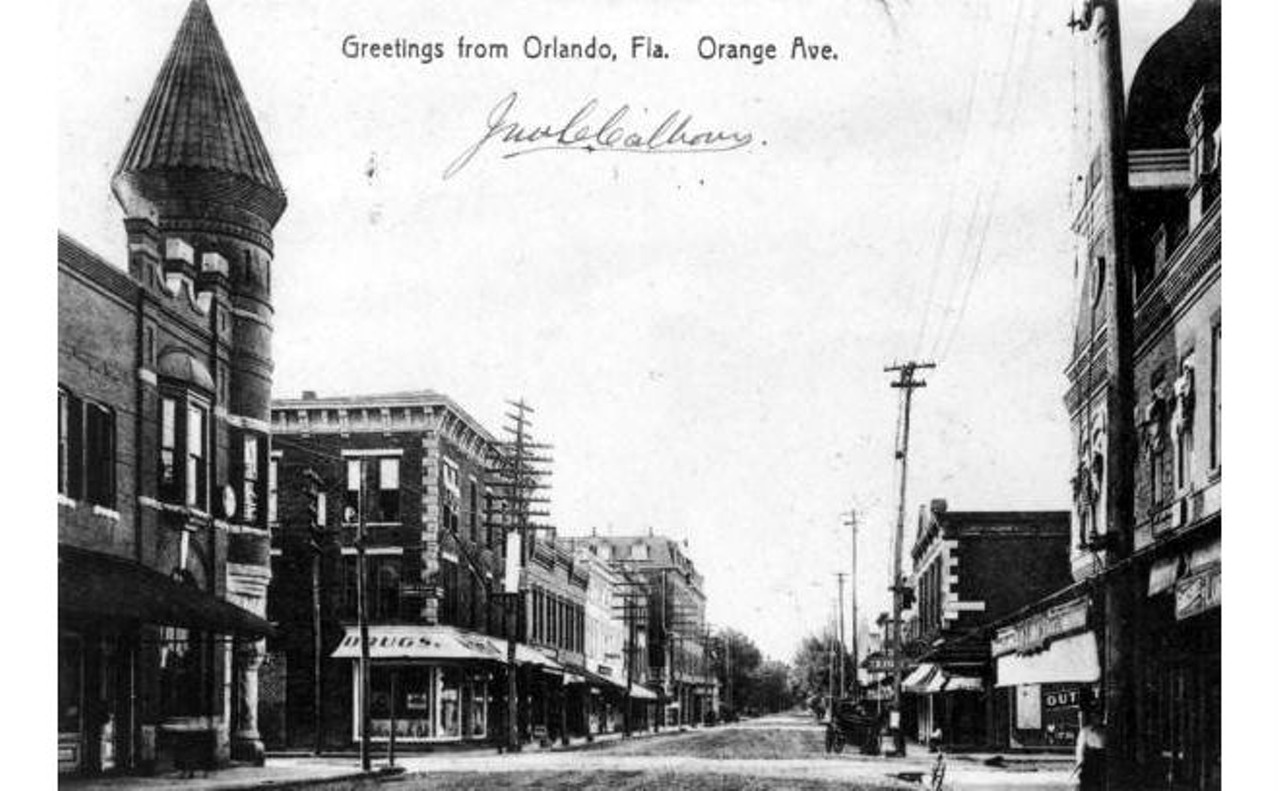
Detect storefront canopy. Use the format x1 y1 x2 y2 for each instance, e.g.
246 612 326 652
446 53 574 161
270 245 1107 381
628 685 659 701
903 663 941 694
943 675 985 693
59 544 275 637
904 663 985 694
995 631 1101 688
330 625 564 672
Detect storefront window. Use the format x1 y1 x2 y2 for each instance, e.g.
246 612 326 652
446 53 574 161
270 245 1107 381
58 634 83 734
440 677 461 738
368 666 434 741
364 666 490 742
158 627 211 717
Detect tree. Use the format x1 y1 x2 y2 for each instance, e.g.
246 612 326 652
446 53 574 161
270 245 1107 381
712 628 761 713
746 660 795 714
709 628 797 715
790 627 855 705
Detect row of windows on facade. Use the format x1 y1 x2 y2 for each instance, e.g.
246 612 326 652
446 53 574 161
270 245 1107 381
58 386 266 520
1143 323 1221 514
529 586 585 655
1074 323 1220 545
270 553 494 627
268 455 500 548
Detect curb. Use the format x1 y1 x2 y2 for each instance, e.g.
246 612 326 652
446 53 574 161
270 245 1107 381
205 766 406 791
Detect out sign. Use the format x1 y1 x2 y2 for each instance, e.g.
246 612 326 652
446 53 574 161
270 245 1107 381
1043 689 1080 710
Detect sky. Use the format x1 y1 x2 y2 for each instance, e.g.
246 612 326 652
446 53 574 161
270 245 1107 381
58 0 1192 662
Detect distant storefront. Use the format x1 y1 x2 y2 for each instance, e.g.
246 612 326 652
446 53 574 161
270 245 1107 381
991 597 1099 750
331 625 560 743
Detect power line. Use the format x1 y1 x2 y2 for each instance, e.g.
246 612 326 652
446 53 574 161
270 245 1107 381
931 0 1044 363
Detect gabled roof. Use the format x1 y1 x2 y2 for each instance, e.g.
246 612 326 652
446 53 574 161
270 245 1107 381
114 0 283 197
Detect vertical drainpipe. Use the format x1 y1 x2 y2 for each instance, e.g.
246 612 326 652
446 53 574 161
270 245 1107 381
132 273 146 770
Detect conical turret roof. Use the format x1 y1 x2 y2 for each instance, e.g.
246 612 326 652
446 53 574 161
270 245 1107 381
115 0 283 198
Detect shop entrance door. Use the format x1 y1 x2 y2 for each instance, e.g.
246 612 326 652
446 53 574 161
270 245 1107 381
58 632 84 774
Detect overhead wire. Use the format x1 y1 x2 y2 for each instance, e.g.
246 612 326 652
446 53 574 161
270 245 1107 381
912 0 1029 362
931 0 1044 363
910 0 986 360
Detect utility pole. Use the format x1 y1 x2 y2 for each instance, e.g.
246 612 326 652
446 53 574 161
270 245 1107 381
845 510 860 701
1071 2 1137 786
885 359 935 756
303 469 326 756
826 604 836 708
835 572 847 699
612 573 646 738
489 398 555 753
354 461 372 772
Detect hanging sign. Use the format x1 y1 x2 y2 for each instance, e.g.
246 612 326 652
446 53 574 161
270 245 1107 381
1174 563 1220 620
992 597 1089 657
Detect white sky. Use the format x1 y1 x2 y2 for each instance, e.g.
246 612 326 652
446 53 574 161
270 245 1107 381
58 0 1191 661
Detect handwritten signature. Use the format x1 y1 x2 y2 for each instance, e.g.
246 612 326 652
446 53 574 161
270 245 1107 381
443 92 754 179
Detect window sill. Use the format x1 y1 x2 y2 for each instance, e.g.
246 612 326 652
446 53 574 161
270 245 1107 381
58 494 76 509
92 505 121 521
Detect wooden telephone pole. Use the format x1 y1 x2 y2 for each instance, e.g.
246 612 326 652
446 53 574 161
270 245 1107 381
612 574 648 738
844 510 860 700
885 360 934 756
835 573 847 698
489 398 555 753
1072 1 1138 786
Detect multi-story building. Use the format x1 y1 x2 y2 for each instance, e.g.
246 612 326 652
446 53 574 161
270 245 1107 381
265 390 528 748
58 0 283 774
565 534 715 727
999 2 1221 786
903 500 1071 749
516 535 588 743
573 544 629 733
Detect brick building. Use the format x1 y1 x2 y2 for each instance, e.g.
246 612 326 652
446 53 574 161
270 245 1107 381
564 534 715 727
572 544 629 734
1000 2 1221 786
902 500 1071 749
58 0 283 775
264 390 536 748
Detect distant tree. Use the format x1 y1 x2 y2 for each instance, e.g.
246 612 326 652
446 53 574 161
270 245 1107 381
709 628 797 715
790 627 855 705
746 660 796 713
712 627 760 712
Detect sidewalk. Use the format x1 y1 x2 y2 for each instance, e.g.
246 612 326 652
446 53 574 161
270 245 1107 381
266 723 682 761
57 762 403 791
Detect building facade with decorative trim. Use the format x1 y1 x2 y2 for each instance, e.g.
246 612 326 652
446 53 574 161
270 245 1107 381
58 0 284 775
265 390 522 749
903 500 1072 750
1010 2 1221 786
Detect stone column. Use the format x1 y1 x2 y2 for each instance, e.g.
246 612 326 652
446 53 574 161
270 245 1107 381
227 563 270 765
232 638 266 764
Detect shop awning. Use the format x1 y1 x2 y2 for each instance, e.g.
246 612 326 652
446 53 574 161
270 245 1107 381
495 639 564 671
563 666 618 689
331 625 507 662
902 663 940 693
943 675 985 693
59 544 275 637
995 631 1101 688
330 625 564 672
628 685 659 701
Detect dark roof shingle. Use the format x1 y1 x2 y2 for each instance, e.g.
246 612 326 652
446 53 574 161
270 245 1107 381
114 0 283 196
